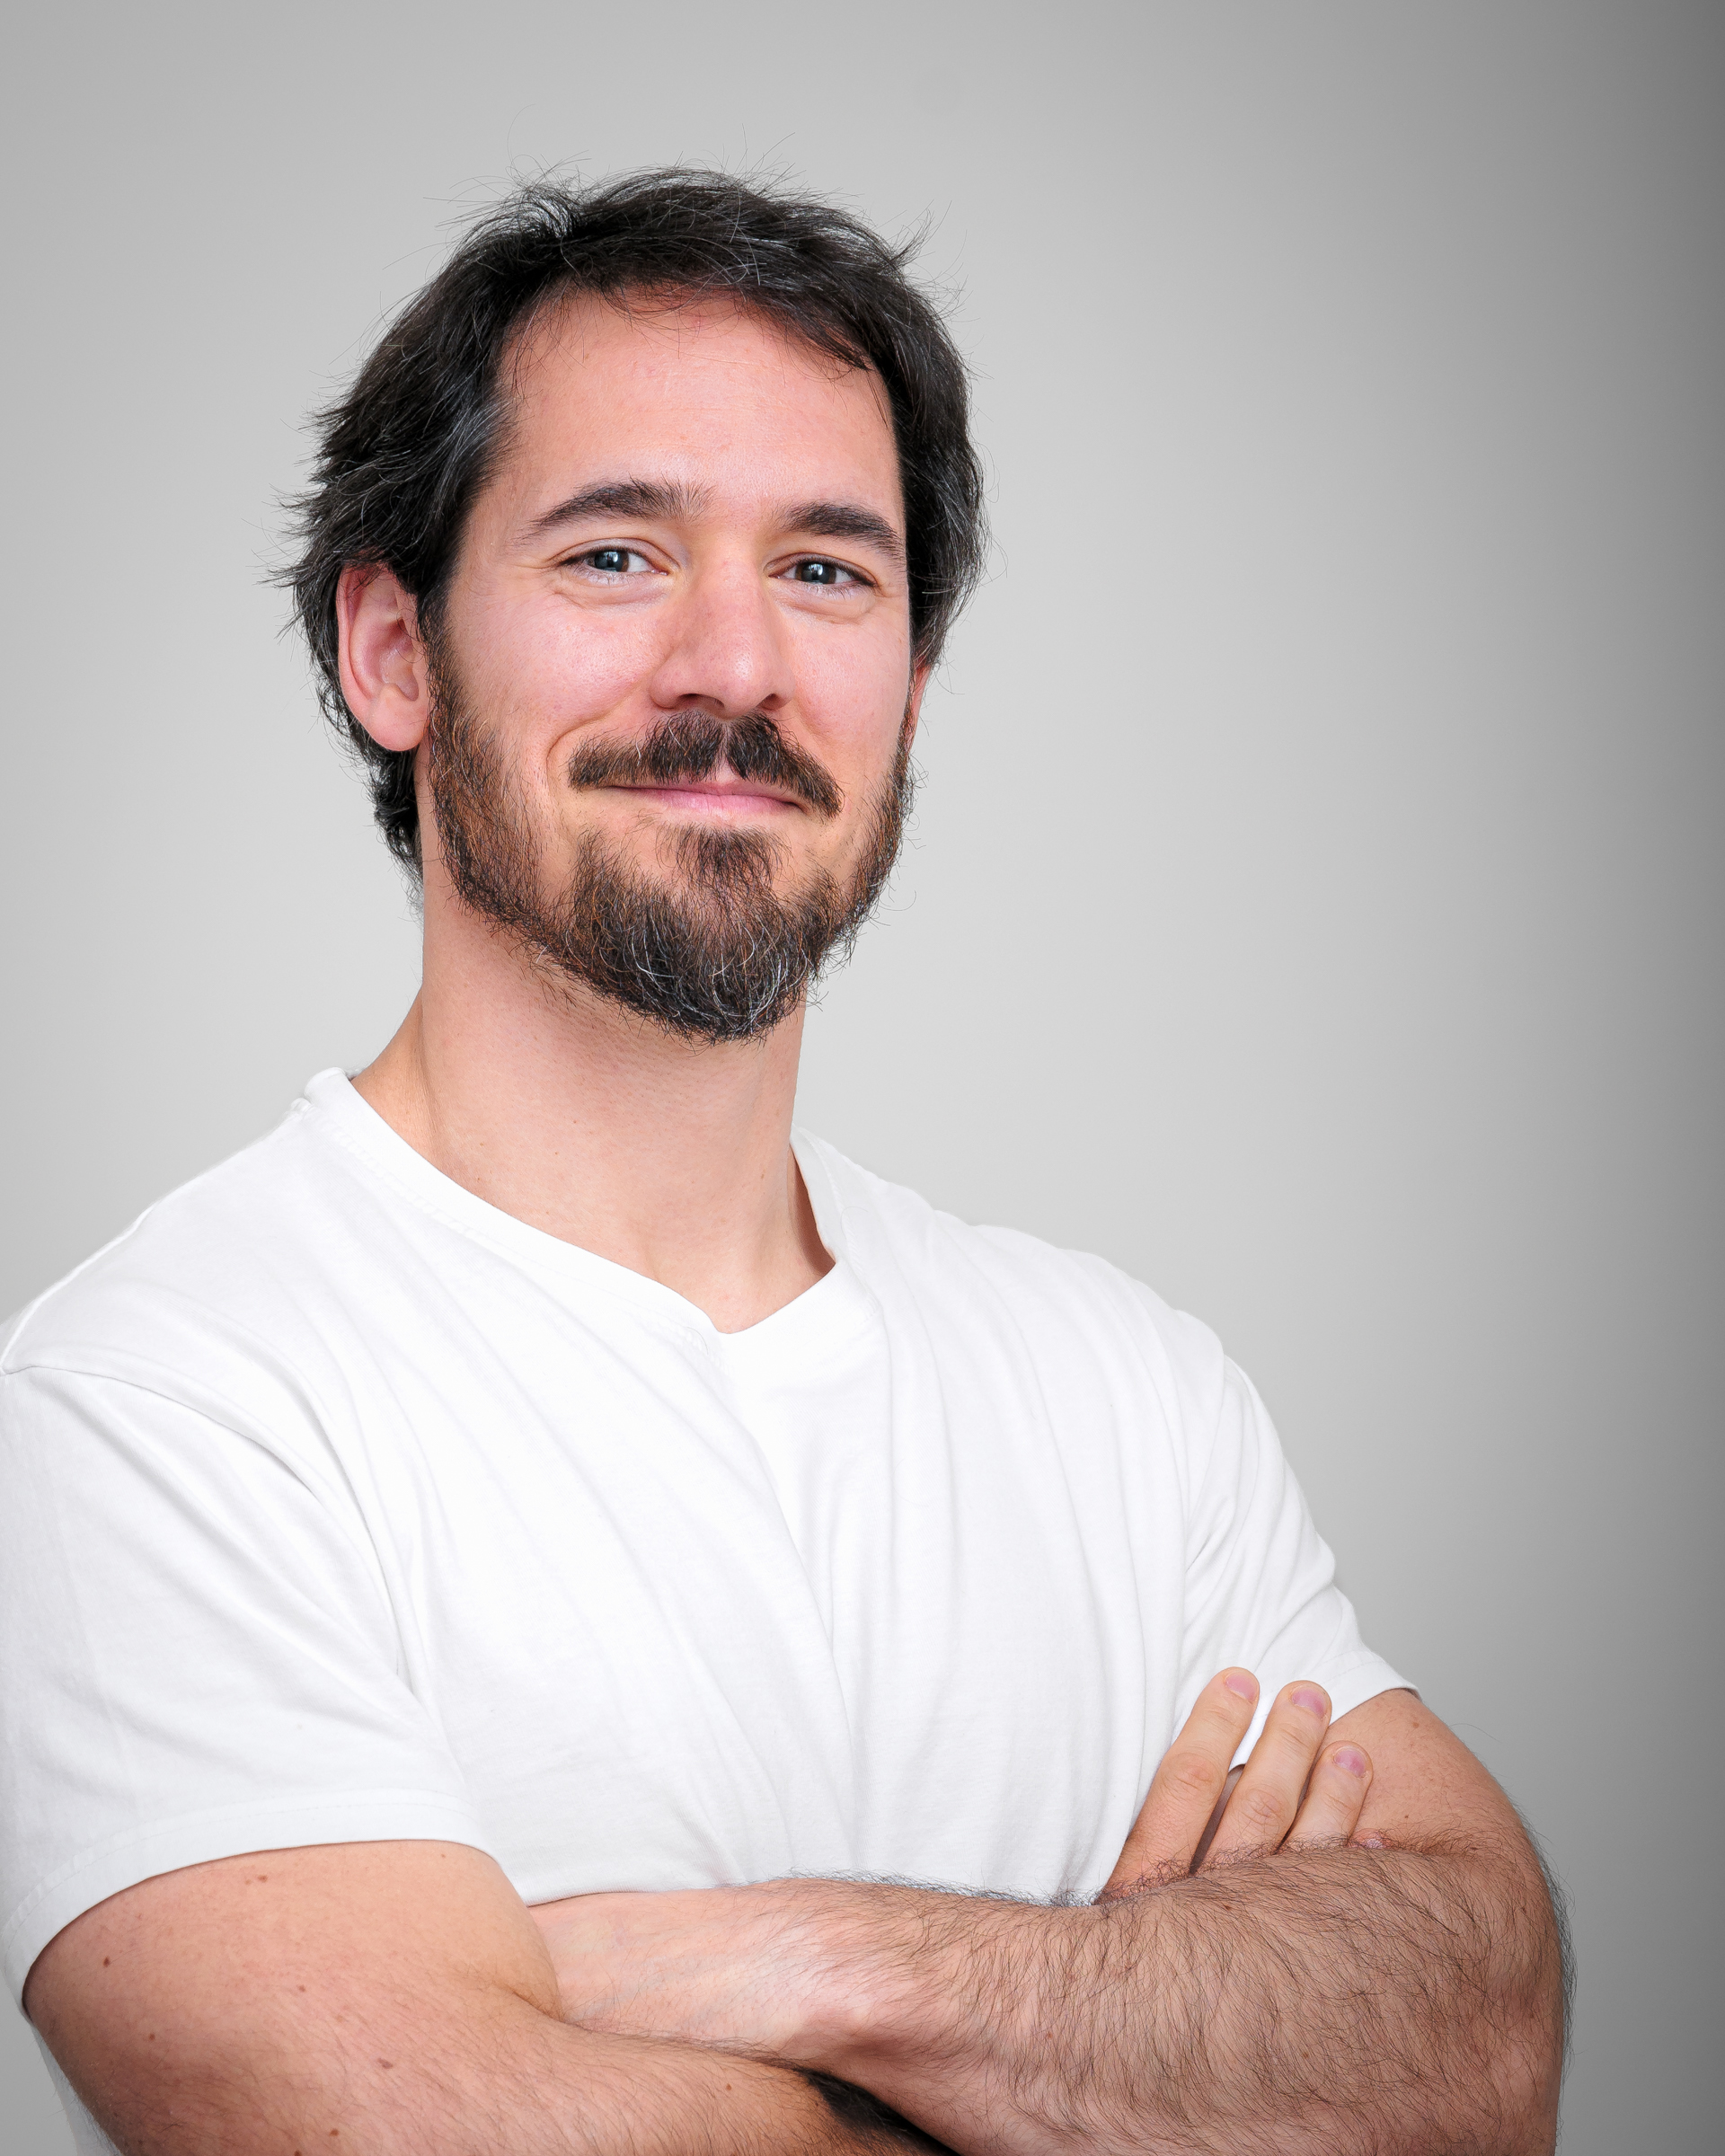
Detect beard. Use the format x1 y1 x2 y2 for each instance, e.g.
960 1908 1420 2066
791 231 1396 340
425 654 915 1045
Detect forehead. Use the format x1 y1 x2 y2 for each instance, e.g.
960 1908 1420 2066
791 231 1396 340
489 290 903 525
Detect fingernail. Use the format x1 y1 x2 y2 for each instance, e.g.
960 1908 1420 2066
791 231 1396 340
1224 1670 1259 1702
1291 1685 1329 1717
1331 1746 1369 1778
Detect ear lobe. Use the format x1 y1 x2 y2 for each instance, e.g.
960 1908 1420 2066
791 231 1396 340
337 564 431 753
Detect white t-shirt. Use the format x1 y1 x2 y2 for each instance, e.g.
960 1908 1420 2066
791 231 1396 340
2 1071 1406 2145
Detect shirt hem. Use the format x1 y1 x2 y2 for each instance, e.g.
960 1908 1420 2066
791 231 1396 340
4 1791 493 2003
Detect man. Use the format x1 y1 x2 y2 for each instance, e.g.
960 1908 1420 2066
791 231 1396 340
2 172 1565 2153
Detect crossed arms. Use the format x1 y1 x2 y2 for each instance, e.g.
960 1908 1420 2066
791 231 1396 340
25 1677 1567 2155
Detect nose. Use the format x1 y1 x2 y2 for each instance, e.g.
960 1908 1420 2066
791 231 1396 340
643 555 792 720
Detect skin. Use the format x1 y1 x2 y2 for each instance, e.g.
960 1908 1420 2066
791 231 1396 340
528 1674 1391 2050
28 1676 1558 2153
25 295 1563 2153
524 1684 1561 2154
341 290 926 1333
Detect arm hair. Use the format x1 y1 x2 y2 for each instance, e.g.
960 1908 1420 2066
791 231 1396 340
826 1830 1564 2156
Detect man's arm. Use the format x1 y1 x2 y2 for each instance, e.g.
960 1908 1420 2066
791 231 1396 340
828 1687 1564 2155
23 1840 942 2156
535 1682 1567 2155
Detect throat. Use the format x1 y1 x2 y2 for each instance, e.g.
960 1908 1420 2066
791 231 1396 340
349 980 827 1330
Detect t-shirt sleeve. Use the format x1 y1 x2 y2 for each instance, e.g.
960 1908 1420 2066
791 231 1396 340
0 1364 491 2005
1172 1351 1412 1762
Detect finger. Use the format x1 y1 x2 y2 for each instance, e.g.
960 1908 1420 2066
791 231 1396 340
1200 1679 1332 1864
1101 1669 1259 1896
1190 1763 1243 1869
1285 1741 1374 1847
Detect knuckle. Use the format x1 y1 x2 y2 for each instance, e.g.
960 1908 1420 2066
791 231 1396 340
1161 1748 1224 1806
1262 1723 1322 1772
1226 1784 1290 1841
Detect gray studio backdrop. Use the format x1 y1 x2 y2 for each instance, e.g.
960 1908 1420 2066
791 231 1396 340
3 3 1720 2149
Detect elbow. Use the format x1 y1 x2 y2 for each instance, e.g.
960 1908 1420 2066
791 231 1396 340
1490 2013 1565 2156
1482 1845 1572 2156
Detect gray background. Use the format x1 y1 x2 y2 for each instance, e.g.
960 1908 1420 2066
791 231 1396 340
3 2 1719 2148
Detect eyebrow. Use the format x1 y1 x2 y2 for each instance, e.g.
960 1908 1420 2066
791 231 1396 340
782 499 906 569
527 479 708 535
526 481 906 568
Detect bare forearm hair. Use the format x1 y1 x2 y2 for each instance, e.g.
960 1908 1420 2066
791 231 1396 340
1110 1836 1562 2149
836 1832 1567 2155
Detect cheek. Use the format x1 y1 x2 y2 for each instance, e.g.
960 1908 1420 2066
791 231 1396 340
791 619 913 763
461 595 663 757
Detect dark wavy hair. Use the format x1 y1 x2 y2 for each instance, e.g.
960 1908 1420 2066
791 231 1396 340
282 169 987 870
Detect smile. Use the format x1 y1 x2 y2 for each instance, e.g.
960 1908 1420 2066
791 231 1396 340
601 781 805 816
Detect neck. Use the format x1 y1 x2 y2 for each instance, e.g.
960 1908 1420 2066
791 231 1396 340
351 876 828 1334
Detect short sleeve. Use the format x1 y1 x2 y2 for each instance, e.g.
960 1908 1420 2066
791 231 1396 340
1174 1356 1411 1760
0 1365 491 2004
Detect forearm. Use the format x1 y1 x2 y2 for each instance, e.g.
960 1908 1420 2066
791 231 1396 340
465 2017 952 2156
50 1985 934 2156
382 2012 920 2156
452 2013 951 2156
25 1841 936 2156
805 1838 1563 2155
532 1692 1562 2152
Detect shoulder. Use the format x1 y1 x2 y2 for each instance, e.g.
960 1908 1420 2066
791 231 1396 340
2 1081 367 1435
795 1130 1232 1424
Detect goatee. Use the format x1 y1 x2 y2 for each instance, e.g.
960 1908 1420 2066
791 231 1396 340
426 661 914 1044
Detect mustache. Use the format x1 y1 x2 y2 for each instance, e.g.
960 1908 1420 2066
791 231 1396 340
565 711 845 818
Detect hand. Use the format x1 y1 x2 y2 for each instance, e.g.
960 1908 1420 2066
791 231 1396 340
529 1672 1374 2044
530 1886 955 2148
529 1876 842 2054
1099 1669 1376 1899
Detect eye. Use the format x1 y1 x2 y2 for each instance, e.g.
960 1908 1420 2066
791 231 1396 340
568 545 655 578
785 557 866 588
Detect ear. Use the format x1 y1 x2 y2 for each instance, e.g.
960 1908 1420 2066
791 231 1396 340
903 658 933 752
337 565 431 752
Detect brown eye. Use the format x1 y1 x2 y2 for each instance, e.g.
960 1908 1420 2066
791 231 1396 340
790 559 859 586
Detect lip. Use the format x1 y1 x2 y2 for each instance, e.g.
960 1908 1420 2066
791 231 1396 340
599 780 806 815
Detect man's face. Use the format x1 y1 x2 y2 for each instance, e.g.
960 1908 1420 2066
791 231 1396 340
422 292 924 1040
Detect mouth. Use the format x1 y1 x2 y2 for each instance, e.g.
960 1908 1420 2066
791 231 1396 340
598 777 808 817
565 711 845 820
